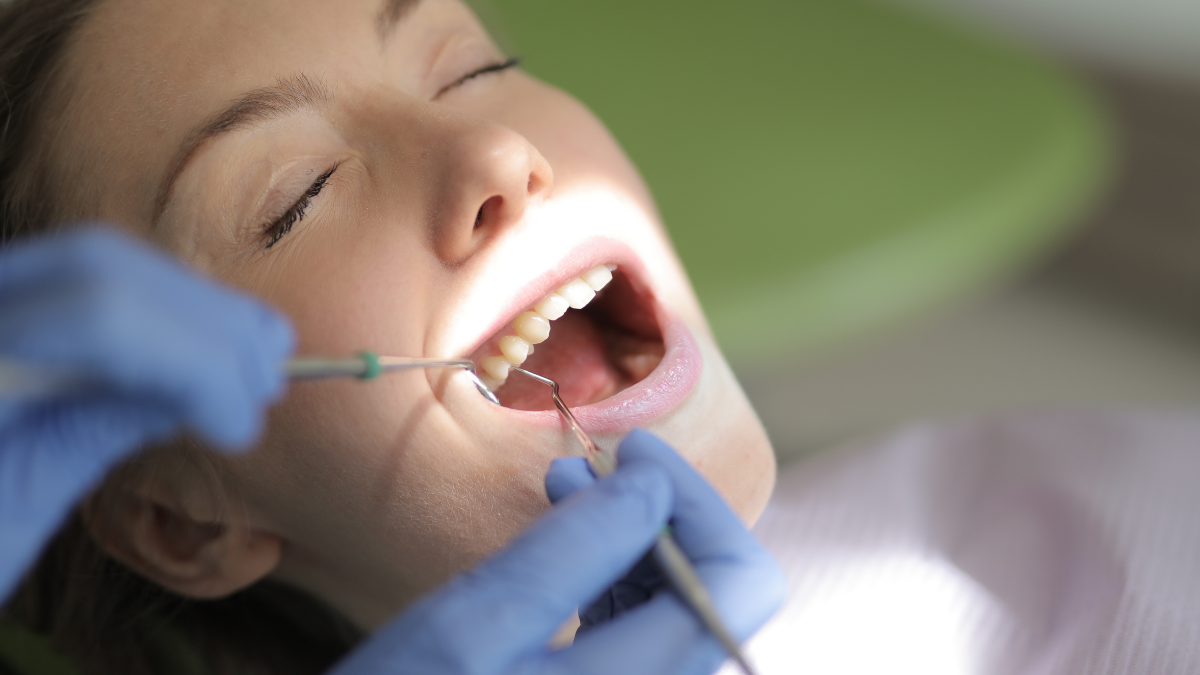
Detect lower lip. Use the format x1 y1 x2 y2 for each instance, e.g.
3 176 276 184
494 305 702 433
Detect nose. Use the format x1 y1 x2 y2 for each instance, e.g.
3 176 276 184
429 118 553 262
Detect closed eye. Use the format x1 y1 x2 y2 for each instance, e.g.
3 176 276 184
435 56 520 98
263 164 339 249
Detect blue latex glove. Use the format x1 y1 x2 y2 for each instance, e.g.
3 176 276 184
545 448 665 632
331 429 785 675
0 227 294 597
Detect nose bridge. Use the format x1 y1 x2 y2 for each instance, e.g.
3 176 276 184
425 109 552 259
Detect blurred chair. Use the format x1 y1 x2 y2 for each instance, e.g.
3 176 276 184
894 0 1200 79
496 0 1109 367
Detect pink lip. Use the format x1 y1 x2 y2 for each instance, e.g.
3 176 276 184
493 302 702 434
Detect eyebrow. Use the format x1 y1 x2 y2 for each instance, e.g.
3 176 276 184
152 74 332 226
377 0 423 42
152 0 424 226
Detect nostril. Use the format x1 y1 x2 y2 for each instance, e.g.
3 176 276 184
475 195 503 230
527 172 548 197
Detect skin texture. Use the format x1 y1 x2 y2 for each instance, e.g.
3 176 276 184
53 0 776 629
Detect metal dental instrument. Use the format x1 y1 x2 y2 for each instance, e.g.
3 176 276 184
288 353 499 404
509 366 759 675
0 352 499 405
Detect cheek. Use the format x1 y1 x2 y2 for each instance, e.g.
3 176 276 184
237 383 556 579
253 223 432 355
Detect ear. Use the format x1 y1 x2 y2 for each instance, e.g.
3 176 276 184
86 476 283 600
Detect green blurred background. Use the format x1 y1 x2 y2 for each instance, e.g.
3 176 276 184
490 0 1108 367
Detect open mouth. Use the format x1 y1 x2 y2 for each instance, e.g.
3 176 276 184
469 265 666 411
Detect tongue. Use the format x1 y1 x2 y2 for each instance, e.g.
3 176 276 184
496 311 621 410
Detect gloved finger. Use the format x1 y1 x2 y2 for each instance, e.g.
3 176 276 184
168 338 265 449
148 291 292 449
330 462 674 675
85 230 293 409
21 286 267 449
550 587 751 675
547 457 660 631
577 549 665 631
610 430 785 641
0 229 293 449
140 296 289 449
0 394 175 595
545 456 594 503
617 429 767 565
134 259 293 413
72 231 295 442
0 228 106 292
251 304 294 403
0 228 234 335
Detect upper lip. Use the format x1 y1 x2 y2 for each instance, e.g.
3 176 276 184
439 237 652 359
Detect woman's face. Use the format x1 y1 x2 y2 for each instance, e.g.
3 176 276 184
59 0 774 627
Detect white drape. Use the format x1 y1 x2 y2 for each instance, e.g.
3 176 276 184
729 411 1200 674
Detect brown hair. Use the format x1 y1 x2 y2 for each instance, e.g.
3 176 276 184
0 1 362 672
0 0 93 242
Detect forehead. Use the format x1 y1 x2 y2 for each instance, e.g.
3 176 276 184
73 0 380 99
56 0 439 225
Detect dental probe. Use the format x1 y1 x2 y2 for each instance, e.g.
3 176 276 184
0 352 500 405
509 367 759 675
288 353 499 404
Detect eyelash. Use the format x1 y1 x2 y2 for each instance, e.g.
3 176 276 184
263 164 340 249
435 56 521 98
259 59 517 249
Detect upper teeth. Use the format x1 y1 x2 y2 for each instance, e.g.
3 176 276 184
480 264 615 384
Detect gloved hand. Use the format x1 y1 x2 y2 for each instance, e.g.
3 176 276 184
331 429 785 675
545 436 666 632
0 227 293 597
